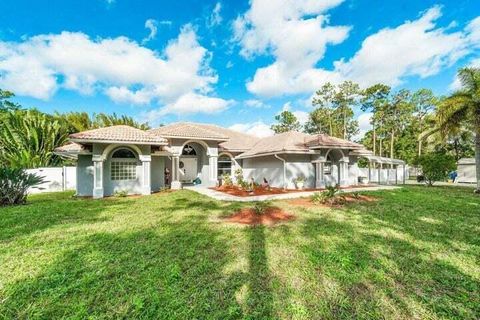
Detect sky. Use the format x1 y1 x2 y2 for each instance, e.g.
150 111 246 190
0 0 479 140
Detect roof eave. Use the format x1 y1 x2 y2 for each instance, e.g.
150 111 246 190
236 150 316 159
70 138 168 146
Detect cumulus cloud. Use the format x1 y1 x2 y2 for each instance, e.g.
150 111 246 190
229 121 274 138
142 19 158 44
234 0 349 97
335 6 475 87
0 25 231 116
244 99 270 108
207 2 223 28
352 112 373 141
235 2 480 97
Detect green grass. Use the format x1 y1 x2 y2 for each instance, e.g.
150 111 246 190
0 186 479 319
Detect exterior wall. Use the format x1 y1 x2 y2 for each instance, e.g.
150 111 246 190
77 154 93 196
26 166 77 194
242 154 315 189
457 162 476 183
151 156 165 191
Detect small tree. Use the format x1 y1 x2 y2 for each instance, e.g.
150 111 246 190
415 153 455 186
271 111 301 133
0 168 45 206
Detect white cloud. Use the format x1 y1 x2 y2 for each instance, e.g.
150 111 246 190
335 6 474 87
234 0 350 97
207 2 223 28
160 92 233 115
352 112 372 141
142 19 158 44
244 99 270 108
236 2 480 97
229 121 274 138
0 25 230 115
292 110 309 125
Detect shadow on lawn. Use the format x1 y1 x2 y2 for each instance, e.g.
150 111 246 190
300 189 480 319
0 192 276 319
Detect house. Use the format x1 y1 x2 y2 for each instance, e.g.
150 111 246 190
54 122 406 198
457 158 477 183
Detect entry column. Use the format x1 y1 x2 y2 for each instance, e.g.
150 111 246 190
140 155 151 195
315 161 326 189
339 157 350 187
209 155 218 186
171 155 182 189
92 155 104 198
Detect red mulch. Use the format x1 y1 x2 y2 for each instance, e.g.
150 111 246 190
222 207 295 226
287 194 377 207
211 185 314 197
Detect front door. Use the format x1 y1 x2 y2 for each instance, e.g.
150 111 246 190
179 158 198 181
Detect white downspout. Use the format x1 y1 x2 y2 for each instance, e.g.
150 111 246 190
274 154 287 190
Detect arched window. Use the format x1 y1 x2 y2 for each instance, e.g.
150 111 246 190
182 144 197 156
111 148 137 181
324 155 332 175
218 155 232 177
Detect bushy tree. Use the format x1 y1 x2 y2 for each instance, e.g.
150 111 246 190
415 153 456 186
0 167 45 206
271 110 301 133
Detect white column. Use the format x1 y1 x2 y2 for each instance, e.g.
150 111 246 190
140 155 151 195
315 162 326 189
339 157 350 187
171 155 182 189
92 155 104 199
209 155 218 185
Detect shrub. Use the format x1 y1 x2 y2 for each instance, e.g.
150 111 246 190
416 153 456 186
311 184 345 205
234 168 245 186
114 190 128 197
253 201 271 215
0 167 45 206
221 174 233 186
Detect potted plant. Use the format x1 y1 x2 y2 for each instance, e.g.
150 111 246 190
294 176 305 190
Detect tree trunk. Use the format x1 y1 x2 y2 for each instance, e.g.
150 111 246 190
379 139 383 157
390 128 395 168
475 127 480 193
418 139 422 157
373 123 376 156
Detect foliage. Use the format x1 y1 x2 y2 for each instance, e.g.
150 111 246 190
0 187 479 318
311 184 345 205
0 109 70 168
114 190 128 197
307 81 359 139
56 111 150 133
0 89 21 111
234 168 245 186
415 153 456 186
435 67 480 191
271 110 301 133
0 167 45 206
252 201 271 215
221 174 233 186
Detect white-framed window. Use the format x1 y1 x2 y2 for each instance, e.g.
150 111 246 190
324 155 332 175
218 155 232 177
111 148 137 181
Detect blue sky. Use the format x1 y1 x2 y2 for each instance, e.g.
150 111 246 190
0 0 479 138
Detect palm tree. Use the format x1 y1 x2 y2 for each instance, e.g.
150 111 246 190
437 67 480 192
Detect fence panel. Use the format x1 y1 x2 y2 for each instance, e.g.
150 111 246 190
26 167 76 193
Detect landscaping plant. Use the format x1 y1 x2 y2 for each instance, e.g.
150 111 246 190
415 153 456 186
0 167 45 206
311 184 345 205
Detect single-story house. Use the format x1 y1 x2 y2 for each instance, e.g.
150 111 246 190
457 158 477 183
55 122 406 198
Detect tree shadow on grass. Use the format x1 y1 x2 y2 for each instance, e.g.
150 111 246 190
300 213 480 319
0 192 127 242
0 218 245 319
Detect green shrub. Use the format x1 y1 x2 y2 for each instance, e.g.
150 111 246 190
0 167 45 206
253 201 271 215
114 190 128 197
221 174 233 186
311 185 345 205
415 153 456 186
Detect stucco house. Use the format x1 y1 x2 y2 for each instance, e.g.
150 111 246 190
55 122 404 198
456 158 476 183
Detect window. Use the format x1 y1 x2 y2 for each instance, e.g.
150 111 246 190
324 155 332 175
111 148 137 181
218 155 232 177
182 144 196 155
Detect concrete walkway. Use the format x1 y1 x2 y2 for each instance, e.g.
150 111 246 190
184 185 401 202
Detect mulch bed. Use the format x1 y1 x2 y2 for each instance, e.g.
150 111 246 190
222 207 295 226
211 185 314 197
287 194 377 208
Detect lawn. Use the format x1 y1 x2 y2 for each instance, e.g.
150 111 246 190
0 186 479 319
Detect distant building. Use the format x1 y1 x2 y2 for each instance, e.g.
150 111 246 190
457 158 476 183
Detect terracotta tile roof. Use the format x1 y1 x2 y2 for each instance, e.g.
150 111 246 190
70 125 167 145
149 122 260 152
149 122 230 140
306 134 363 149
54 142 86 153
237 131 313 158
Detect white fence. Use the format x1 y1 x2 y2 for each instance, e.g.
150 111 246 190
358 166 409 184
26 167 76 194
